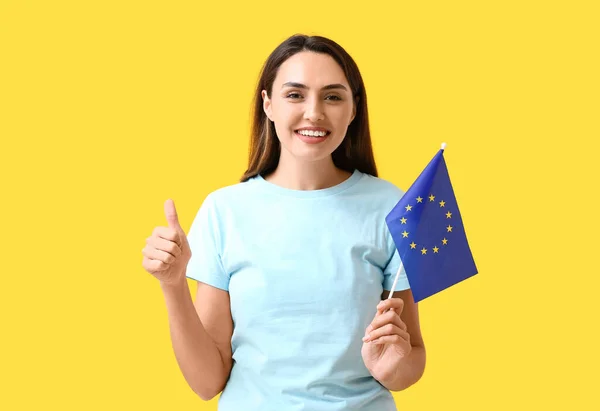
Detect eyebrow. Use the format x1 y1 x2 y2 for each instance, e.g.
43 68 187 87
281 82 348 91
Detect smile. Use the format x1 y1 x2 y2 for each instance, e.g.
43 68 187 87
294 129 331 137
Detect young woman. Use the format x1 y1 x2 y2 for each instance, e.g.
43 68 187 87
142 34 426 410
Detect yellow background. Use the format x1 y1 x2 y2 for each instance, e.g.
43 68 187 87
1 0 598 409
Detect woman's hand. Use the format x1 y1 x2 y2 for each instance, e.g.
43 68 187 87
141 199 191 286
361 297 412 382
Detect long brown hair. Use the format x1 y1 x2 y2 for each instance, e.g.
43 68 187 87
240 34 378 182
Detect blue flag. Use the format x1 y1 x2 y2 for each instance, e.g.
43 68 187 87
386 146 477 302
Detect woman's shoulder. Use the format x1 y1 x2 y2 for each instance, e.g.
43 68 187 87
198 176 263 210
355 172 405 201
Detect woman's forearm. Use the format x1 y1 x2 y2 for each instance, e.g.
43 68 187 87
160 280 229 400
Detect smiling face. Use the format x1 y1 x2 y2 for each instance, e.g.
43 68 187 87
262 51 356 164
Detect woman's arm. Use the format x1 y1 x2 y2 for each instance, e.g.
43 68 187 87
161 279 233 400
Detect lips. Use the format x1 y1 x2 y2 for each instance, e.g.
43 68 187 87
294 130 330 144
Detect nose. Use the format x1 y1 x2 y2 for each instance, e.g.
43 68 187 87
303 97 325 122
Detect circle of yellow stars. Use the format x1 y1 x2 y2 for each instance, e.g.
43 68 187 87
399 194 453 255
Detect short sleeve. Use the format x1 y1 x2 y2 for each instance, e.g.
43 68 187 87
382 188 410 292
185 193 230 291
382 247 410 292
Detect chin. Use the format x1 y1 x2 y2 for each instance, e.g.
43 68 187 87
291 147 341 164
277 131 344 161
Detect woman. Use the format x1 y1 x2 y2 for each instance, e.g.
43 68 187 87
142 34 426 410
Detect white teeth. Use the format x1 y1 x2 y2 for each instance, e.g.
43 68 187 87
297 130 328 137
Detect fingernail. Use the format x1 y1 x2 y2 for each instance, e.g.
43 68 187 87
362 334 370 342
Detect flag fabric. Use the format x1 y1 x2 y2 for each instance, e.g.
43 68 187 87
385 146 478 302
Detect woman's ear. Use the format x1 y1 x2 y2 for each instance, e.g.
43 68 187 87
350 96 359 124
262 90 272 121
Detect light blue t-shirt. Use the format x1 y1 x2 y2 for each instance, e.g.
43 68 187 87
185 169 410 411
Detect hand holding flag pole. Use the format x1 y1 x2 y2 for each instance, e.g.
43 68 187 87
361 144 475 387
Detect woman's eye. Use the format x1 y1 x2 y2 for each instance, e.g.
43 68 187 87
285 93 342 101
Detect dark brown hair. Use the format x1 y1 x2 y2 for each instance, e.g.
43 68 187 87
240 34 378 182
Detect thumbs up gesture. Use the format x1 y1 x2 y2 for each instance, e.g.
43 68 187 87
142 199 192 285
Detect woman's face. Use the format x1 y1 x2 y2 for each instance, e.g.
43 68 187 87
262 51 356 163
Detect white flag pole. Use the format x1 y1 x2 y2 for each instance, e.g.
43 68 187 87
387 260 405 299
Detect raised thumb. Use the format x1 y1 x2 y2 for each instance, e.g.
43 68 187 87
164 199 181 230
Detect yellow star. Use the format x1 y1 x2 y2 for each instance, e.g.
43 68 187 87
433 246 439 253
416 196 423 203
442 238 448 245
405 205 412 212
439 200 446 207
402 231 409 238
400 217 407 224
429 194 435 202
446 211 452 218
446 225 453 232
421 247 427 255
410 242 417 249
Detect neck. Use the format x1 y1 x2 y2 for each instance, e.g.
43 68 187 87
265 153 352 191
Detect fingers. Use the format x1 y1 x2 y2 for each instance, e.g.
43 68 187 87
142 244 178 264
141 201 188 282
164 199 182 230
152 226 181 247
366 309 407 335
369 329 411 346
142 256 169 272
363 323 410 343
145 235 182 257
143 229 183 268
377 297 404 315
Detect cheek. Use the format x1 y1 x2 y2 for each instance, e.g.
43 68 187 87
274 107 300 126
331 105 352 122
331 109 353 130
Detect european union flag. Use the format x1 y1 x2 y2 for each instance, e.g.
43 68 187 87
386 144 478 302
